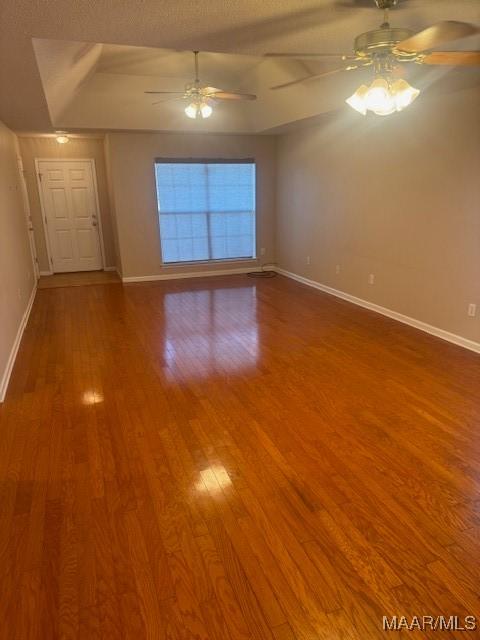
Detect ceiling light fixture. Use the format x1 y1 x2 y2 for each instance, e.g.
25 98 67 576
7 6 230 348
55 132 70 144
146 51 256 119
185 100 213 119
346 75 419 116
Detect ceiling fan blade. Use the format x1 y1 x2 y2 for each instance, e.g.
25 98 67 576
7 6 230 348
336 0 408 7
208 91 257 100
265 52 357 60
151 97 185 106
271 67 353 90
421 50 480 66
144 91 184 95
396 21 480 54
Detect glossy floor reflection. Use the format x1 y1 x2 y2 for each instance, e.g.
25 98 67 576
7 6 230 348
162 286 259 379
1 274 479 639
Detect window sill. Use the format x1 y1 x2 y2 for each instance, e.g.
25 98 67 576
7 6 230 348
161 258 258 268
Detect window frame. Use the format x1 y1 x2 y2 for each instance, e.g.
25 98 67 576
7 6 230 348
154 157 257 266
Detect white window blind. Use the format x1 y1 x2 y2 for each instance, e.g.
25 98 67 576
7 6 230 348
155 160 256 264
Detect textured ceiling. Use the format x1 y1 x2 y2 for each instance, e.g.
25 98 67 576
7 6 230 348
1 0 479 133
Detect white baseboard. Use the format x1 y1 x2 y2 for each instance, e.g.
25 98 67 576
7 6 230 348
41 267 119 275
122 266 255 283
275 267 480 355
0 284 37 403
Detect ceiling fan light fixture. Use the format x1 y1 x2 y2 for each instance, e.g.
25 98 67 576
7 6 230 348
185 100 213 119
346 76 420 116
345 84 369 115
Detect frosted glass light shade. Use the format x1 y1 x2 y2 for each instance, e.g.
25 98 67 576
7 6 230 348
365 79 391 112
392 79 420 111
185 103 198 118
200 102 212 118
345 84 369 115
185 101 213 119
346 77 421 116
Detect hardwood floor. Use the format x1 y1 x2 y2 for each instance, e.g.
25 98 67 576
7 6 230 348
1 274 479 639
38 270 120 289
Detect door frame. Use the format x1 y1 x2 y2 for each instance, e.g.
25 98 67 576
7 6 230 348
17 156 40 279
35 158 107 272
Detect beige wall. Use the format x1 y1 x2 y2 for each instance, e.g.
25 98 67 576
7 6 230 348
103 135 123 274
18 136 117 271
105 132 276 278
276 86 480 343
0 121 36 401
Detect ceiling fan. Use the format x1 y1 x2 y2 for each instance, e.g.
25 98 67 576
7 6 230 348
266 0 480 115
145 51 257 119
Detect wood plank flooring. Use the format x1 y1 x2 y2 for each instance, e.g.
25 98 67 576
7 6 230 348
0 274 479 639
38 270 120 289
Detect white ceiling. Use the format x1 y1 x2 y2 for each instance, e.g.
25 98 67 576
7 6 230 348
1 0 479 134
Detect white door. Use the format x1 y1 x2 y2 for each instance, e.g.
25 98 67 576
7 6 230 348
37 160 103 272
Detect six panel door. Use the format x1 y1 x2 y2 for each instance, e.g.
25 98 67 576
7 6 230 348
38 160 102 272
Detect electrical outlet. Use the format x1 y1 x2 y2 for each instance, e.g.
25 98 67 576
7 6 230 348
368 274 375 285
335 264 340 274
306 256 311 265
260 247 266 256
468 303 476 317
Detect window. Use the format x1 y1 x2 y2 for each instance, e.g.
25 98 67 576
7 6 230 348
155 160 256 264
